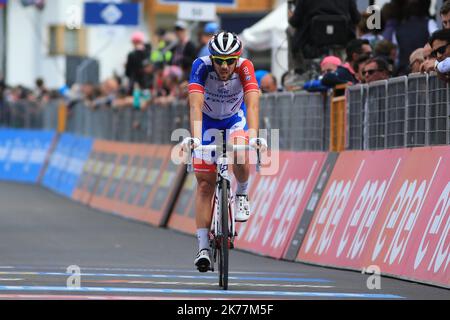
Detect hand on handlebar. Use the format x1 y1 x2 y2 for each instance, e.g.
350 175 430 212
249 137 268 152
181 137 201 152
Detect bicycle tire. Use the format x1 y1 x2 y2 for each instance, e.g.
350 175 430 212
218 178 229 290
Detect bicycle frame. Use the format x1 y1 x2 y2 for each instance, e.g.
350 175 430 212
212 155 235 250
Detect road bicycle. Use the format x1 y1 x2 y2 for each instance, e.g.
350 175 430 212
186 130 261 290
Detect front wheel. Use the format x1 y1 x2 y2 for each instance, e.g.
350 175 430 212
218 178 229 290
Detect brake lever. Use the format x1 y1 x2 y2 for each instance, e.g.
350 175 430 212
256 139 261 173
186 139 194 173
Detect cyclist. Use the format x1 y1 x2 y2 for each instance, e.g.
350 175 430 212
181 31 267 272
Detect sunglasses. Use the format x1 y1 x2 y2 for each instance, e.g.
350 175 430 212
362 69 381 76
211 56 238 66
430 43 450 58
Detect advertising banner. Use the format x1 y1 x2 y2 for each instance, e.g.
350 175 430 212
42 133 93 197
298 149 407 269
234 152 327 259
298 148 449 288
0 129 55 183
89 142 136 213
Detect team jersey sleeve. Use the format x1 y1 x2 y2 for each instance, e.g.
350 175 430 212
437 57 450 74
238 59 260 94
188 58 208 94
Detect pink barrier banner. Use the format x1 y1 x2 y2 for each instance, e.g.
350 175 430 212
235 152 327 259
368 146 449 287
297 147 449 288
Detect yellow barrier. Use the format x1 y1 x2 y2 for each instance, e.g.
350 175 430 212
57 102 67 133
330 84 347 152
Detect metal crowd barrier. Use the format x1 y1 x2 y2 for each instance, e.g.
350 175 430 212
63 101 191 145
60 93 329 151
0 99 45 129
3 72 449 152
347 73 449 150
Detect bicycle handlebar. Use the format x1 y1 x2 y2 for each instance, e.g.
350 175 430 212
193 145 253 152
185 144 263 174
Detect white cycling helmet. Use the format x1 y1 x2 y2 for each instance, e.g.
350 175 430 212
208 31 243 57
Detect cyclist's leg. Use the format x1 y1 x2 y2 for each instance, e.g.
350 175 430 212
194 172 216 232
193 171 216 271
193 114 219 270
227 109 251 222
228 108 250 186
230 134 250 187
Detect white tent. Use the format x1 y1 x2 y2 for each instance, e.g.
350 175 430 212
240 2 289 83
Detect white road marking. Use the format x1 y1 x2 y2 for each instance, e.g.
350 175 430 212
88 280 335 289
0 278 23 281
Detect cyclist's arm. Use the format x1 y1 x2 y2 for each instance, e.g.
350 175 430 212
188 58 208 141
244 91 260 140
239 59 260 140
189 92 204 141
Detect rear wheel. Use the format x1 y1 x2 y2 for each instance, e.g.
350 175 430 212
218 178 229 290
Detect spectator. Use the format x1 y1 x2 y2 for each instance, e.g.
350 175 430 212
281 71 301 91
320 56 342 74
303 55 342 92
152 62 168 98
153 65 184 107
101 78 120 106
288 0 360 71
260 73 278 93
420 43 437 73
197 22 219 58
171 20 197 81
361 57 391 83
82 84 102 109
440 1 450 29
409 48 425 73
255 70 270 88
345 39 372 71
0 75 7 124
354 53 371 83
374 40 397 74
33 78 49 102
150 28 173 67
0 75 5 100
321 39 371 86
141 59 154 90
429 29 450 82
381 0 406 42
125 31 151 95
394 0 439 75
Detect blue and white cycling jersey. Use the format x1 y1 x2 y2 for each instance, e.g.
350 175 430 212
188 56 260 172
188 56 259 120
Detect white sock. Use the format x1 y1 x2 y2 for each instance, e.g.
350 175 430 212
236 181 249 195
196 228 209 251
